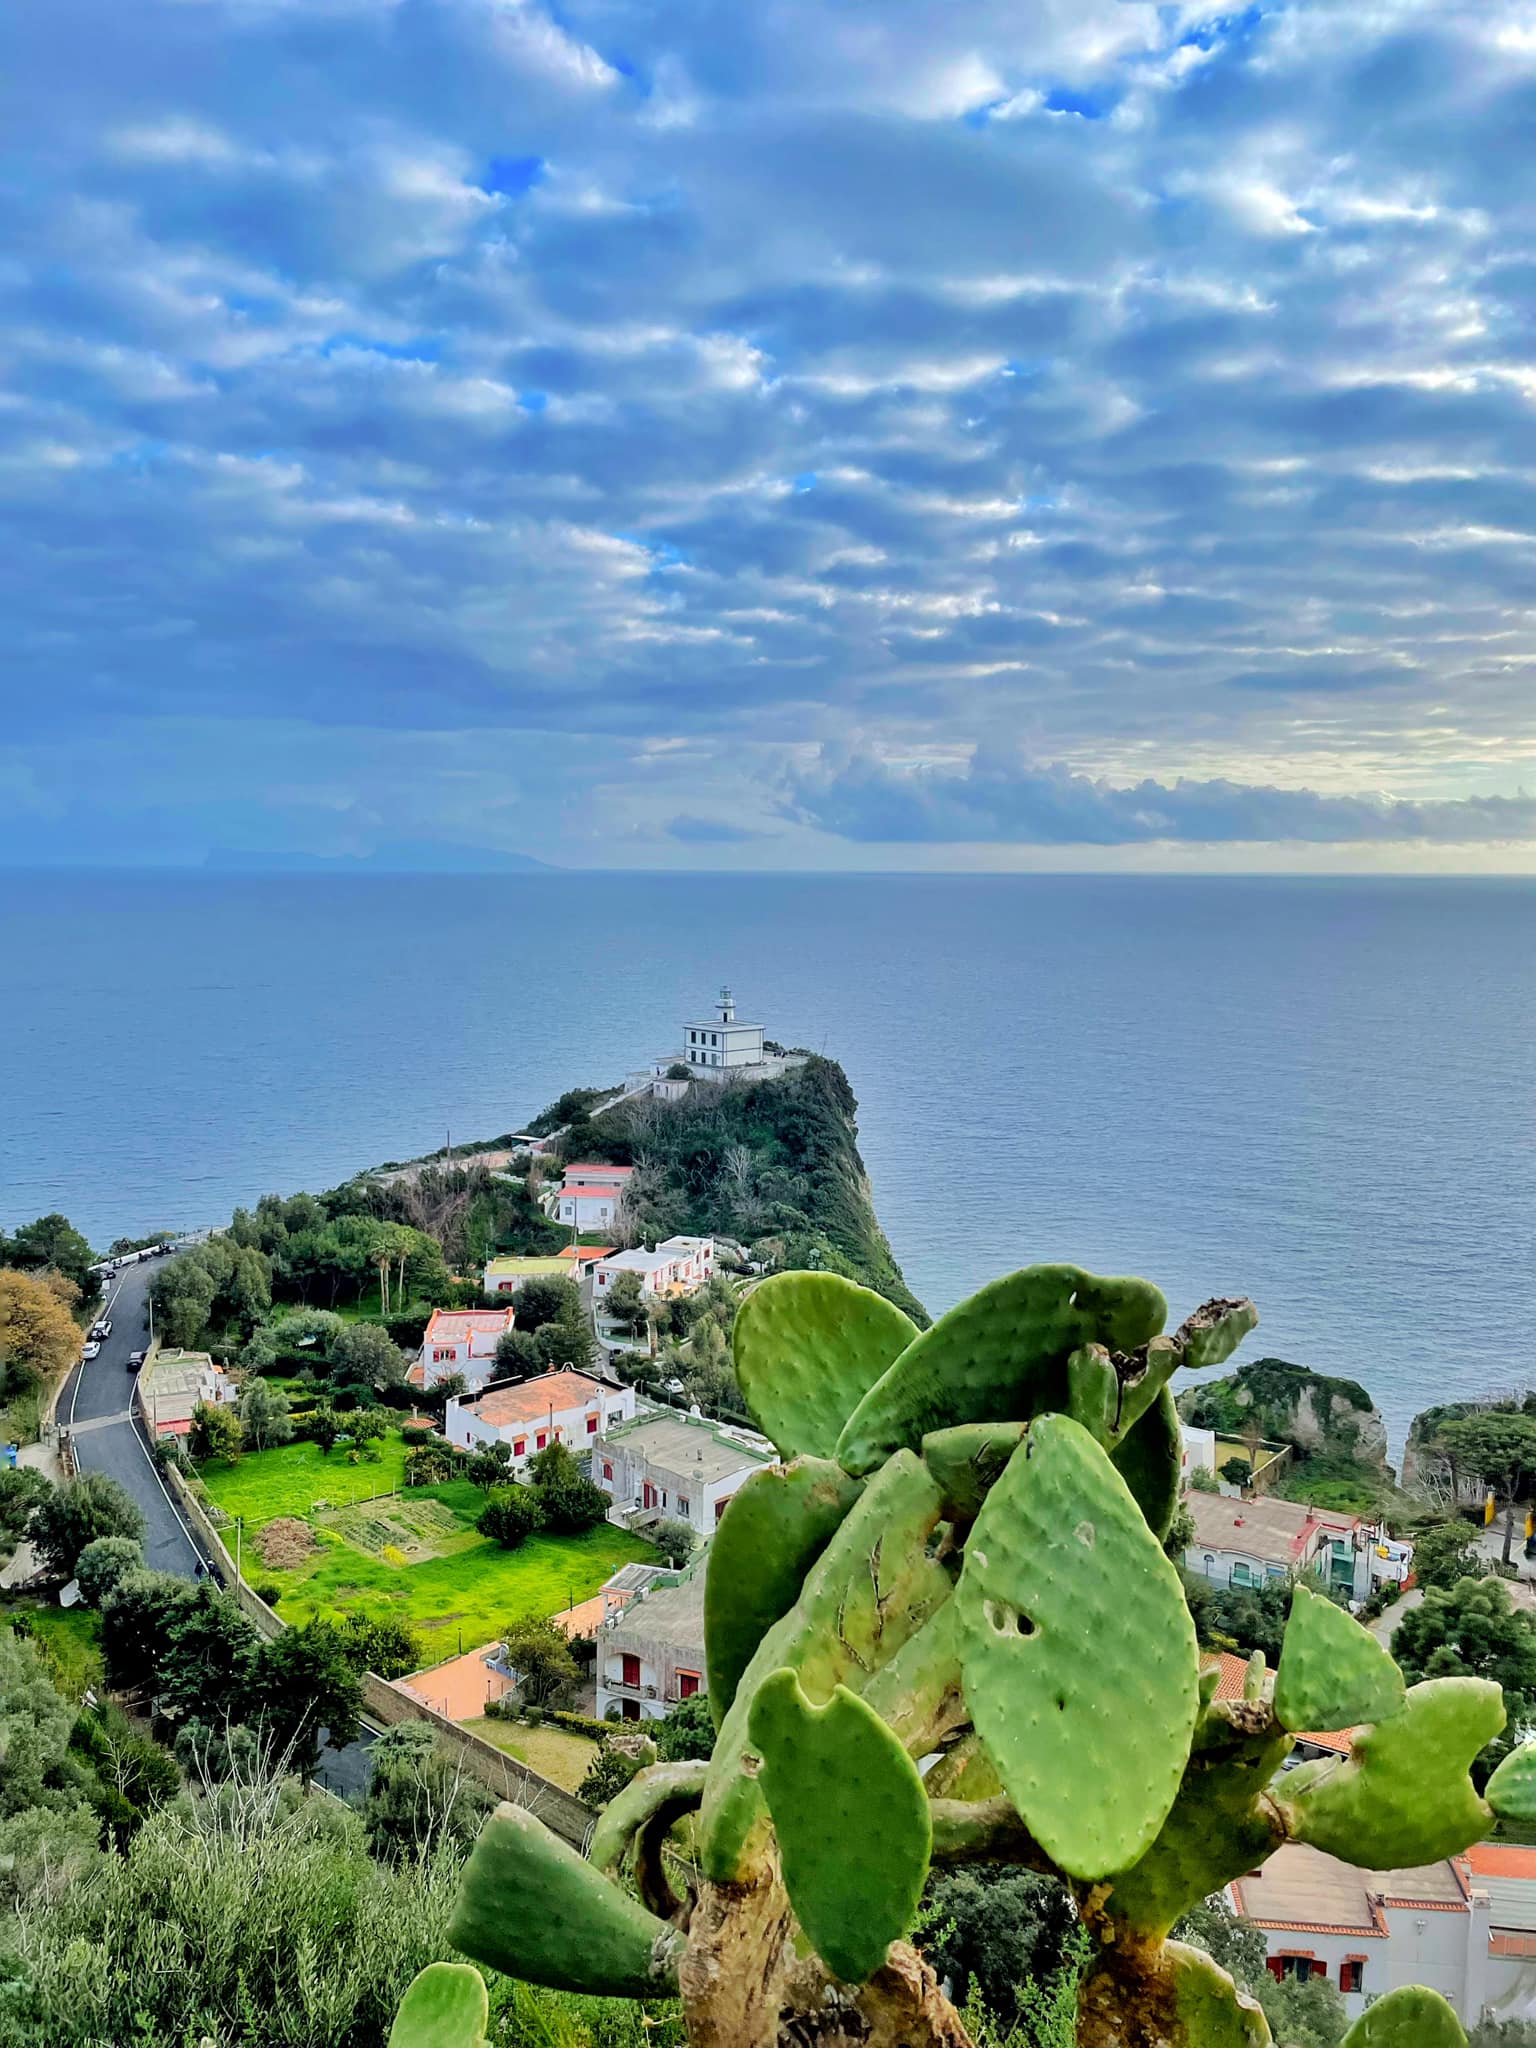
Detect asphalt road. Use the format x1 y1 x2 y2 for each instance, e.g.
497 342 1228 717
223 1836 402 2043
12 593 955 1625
57 1253 377 1797
58 1254 205 1577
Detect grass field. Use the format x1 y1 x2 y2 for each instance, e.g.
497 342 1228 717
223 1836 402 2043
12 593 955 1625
199 1435 653 1653
465 1717 599 1795
3 1600 103 1696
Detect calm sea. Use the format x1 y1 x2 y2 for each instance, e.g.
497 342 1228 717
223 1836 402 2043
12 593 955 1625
2 872 1532 1455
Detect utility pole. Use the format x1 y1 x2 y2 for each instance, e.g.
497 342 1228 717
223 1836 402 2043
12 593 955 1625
235 1515 242 1589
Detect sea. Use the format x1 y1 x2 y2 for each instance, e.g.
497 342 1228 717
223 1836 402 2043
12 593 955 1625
2 871 1533 1458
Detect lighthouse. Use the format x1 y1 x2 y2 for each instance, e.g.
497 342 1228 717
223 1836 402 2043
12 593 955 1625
682 986 765 1072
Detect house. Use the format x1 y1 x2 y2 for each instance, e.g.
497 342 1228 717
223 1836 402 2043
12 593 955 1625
1181 1424 1217 1481
420 1306 517 1390
594 1408 775 1534
628 988 807 1093
138 1348 237 1438
554 1165 634 1232
482 1255 572 1297
593 1237 715 1311
1183 1488 1412 1603
1462 1844 1536 2021
558 1245 613 1271
1232 1842 1490 2024
1200 1651 1359 1761
593 1564 707 1723
442 1368 637 1468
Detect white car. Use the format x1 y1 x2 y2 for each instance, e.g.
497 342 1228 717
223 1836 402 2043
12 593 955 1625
82 1341 101 1361
92 1319 112 1339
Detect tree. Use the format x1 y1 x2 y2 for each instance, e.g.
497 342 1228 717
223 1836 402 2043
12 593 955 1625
1254 1972 1347 2047
477 1483 545 1549
502 1617 579 1706
1162 1501 1196 1564
536 1296 596 1372
919 1867 1083 2035
6 1213 95 1292
189 1400 244 1462
527 1440 610 1533
1393 1575 1536 1712
405 1442 454 1485
655 1691 714 1762
466 1442 513 1491
74 1535 144 1607
0 1466 52 1569
154 1260 218 1348
245 1621 363 1776
1411 1518 1487 1592
308 1405 342 1454
158 1582 260 1721
652 1517 696 1569
604 1270 648 1339
1171 1899 1269 1990
330 1321 408 1392
494 1327 542 1377
1219 1457 1251 1488
334 1612 422 1681
1440 1413 1536 1564
363 1722 494 1864
514 1275 581 1332
30 1472 145 1579
99 1569 199 1694
579 1738 648 1810
238 1375 294 1450
0 1268 81 1397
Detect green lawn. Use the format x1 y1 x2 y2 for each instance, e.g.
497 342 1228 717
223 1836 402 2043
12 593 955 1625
3 1600 103 1696
200 1436 411 1522
198 1435 653 1653
466 1718 598 1795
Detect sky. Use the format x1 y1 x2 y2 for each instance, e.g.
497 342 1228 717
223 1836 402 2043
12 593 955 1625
4 1 1536 873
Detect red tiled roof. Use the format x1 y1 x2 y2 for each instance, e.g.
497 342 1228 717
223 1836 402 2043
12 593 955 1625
1200 1652 1357 1750
1465 1843 1536 1880
558 1245 613 1262
564 1163 634 1178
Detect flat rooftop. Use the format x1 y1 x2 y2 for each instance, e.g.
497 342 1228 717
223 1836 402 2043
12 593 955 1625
601 1409 775 1485
1185 1488 1353 1567
607 1568 707 1651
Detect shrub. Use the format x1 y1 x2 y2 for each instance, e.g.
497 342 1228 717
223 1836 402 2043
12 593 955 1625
477 1484 545 1549
251 1581 283 1607
30 1474 146 1579
74 1536 145 1608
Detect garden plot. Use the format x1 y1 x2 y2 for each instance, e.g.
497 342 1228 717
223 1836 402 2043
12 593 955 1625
321 1494 469 1564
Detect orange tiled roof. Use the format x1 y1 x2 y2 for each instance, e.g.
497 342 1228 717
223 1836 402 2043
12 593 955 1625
423 1308 516 1343
1465 1842 1536 1880
558 1245 613 1262
465 1369 607 1429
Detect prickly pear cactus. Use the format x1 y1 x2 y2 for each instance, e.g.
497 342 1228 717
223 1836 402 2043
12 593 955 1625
392 1262 1510 2048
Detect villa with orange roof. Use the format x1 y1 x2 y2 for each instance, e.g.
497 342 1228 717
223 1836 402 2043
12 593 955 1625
1184 1488 1412 1604
442 1366 636 1470
554 1164 634 1231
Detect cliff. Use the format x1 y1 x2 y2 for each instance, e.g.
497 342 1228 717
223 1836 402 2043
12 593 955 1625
555 1056 926 1324
1180 1357 1389 1468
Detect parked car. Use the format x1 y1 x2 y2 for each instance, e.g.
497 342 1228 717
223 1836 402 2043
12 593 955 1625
92 1319 112 1339
127 1350 146 1373
82 1341 101 1361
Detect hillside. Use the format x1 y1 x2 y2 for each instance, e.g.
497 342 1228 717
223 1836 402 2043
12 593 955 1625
558 1056 926 1324
1180 1356 1388 1466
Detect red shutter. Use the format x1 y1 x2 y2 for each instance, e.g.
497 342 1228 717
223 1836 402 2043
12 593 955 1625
587 1415 599 1433
678 1671 700 1699
536 1432 547 1449
622 1654 641 1687
602 1461 614 1481
513 1438 526 1457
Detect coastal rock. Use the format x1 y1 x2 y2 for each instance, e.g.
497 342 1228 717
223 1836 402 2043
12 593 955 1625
1180 1358 1388 1468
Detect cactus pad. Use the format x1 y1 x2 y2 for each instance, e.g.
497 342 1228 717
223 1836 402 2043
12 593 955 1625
1162 1941 1272 2046
1274 1584 1404 1734
1281 1677 1501 1868
700 1449 951 1882
1486 1740 1536 1820
749 1668 932 1984
1078 1942 1271 2048
388 1964 489 2048
732 1272 917 1460
923 1730 1003 1802
1178 1297 1259 1372
1339 1985 1467 2047
704 1455 864 1725
836 1264 1167 1476
450 1802 685 1998
956 1414 1198 1878
921 1421 1028 1520
1111 1383 1183 1540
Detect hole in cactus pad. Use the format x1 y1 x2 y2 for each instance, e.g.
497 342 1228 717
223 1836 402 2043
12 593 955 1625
984 1600 1035 1638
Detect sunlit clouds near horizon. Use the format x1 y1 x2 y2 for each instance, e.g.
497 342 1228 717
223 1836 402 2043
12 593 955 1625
6 0 1536 871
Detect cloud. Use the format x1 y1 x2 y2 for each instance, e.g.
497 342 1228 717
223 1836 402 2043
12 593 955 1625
787 746 1536 845
0 0 1534 866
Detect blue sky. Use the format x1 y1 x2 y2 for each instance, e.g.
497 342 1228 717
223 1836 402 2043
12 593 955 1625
4 0 1536 871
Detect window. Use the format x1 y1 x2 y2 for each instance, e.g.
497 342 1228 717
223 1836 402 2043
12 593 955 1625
536 1432 547 1450
678 1671 700 1699
513 1438 526 1457
602 1460 614 1481
587 1414 599 1433
677 1495 689 1518
1273 1956 1318 1983
1231 1562 1255 1587
714 1494 733 1523
1339 1961 1364 1995
622 1654 641 1687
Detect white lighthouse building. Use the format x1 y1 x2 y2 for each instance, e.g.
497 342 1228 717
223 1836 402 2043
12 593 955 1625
631 989 804 1094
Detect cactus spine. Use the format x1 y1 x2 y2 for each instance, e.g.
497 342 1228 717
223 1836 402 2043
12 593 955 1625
395 1263 1525 2048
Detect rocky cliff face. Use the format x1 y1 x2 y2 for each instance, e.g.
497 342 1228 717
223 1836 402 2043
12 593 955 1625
1180 1357 1389 1467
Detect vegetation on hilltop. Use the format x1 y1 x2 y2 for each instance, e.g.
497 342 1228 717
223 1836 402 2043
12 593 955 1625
566 1056 925 1322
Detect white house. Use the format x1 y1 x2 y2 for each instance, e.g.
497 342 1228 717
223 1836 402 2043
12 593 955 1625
593 1565 707 1724
593 1237 715 1310
1180 1423 1217 1480
629 988 807 1093
139 1348 238 1440
594 1409 775 1534
442 1368 637 1467
419 1306 517 1391
554 1164 634 1232
1183 1489 1413 1604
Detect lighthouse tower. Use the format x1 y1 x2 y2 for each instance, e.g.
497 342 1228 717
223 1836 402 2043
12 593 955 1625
681 986 765 1074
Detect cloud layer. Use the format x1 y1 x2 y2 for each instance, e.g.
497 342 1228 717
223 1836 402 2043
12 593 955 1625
4 0 1536 866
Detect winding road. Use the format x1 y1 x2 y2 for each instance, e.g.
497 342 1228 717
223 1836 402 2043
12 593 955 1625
56 1252 376 1796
